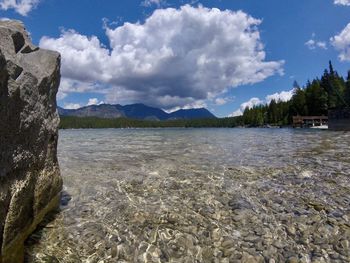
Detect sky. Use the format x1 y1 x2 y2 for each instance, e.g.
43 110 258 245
1 0 350 117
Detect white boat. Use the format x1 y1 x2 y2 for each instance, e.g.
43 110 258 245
310 125 328 130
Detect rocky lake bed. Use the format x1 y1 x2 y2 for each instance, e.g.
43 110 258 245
25 128 350 263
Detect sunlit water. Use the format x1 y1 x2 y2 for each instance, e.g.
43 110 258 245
26 128 350 262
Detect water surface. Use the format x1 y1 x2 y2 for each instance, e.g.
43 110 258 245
26 128 350 262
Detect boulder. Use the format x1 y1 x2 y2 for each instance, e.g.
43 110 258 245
0 20 62 262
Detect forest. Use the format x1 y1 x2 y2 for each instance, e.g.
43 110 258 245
240 61 350 127
59 115 244 129
59 62 350 129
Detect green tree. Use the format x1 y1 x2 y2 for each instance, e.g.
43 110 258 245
345 71 350 107
322 61 346 109
268 99 278 124
305 79 328 115
290 87 308 116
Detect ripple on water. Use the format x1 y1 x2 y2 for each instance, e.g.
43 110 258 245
25 128 350 262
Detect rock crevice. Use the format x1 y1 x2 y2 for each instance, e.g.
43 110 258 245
0 20 62 263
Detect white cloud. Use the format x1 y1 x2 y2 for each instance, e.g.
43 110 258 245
230 109 244 117
305 39 316 49
87 98 99 106
56 90 67 100
229 97 263 117
229 89 294 117
64 103 81 110
316 42 327 49
265 89 294 103
166 100 207 113
141 0 167 7
0 0 40 16
87 98 104 106
305 36 327 50
334 0 350 6
41 5 284 110
213 96 234 105
330 23 350 61
56 78 105 101
40 32 111 83
215 97 228 106
241 97 263 110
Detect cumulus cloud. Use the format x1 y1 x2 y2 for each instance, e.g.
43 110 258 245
331 23 350 61
230 109 244 117
87 98 104 106
40 5 284 110
229 97 263 117
0 0 40 16
241 97 263 110
63 98 104 109
265 89 294 104
165 100 207 113
56 78 104 101
40 32 111 83
229 89 294 117
334 0 350 6
64 103 81 110
87 98 99 106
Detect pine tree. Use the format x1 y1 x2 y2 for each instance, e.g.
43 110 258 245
324 61 346 108
268 99 278 124
293 80 300 90
345 71 350 107
329 61 335 76
291 88 308 116
305 79 328 115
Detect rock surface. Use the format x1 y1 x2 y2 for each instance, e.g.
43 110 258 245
0 20 62 262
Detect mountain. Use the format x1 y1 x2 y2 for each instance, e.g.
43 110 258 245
58 104 124 119
120 103 169 120
169 108 216 120
58 103 216 120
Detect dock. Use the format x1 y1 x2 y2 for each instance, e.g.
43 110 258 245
292 116 328 128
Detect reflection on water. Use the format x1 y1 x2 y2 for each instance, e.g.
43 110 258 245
26 128 350 262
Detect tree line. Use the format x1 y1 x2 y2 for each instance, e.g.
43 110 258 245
241 61 350 127
59 62 350 129
59 116 244 129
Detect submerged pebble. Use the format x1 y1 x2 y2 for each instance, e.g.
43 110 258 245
25 129 350 262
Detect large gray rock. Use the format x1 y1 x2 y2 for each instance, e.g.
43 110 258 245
0 20 62 262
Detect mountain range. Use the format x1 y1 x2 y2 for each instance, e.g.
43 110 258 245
58 103 216 121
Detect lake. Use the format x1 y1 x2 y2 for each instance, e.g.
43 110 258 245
26 128 350 262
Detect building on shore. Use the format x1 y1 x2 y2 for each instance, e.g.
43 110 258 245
328 109 350 131
292 116 328 128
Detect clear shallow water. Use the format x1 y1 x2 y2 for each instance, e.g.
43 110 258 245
26 128 350 262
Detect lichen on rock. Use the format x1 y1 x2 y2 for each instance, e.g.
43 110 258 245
0 20 62 263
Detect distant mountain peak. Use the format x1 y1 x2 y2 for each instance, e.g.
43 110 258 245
58 103 216 120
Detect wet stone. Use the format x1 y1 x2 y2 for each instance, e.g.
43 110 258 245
244 235 260 243
24 129 350 262
228 197 253 211
287 256 299 263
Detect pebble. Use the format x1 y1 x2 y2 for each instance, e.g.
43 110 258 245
24 152 350 263
286 225 296 236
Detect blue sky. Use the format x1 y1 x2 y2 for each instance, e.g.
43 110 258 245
1 0 350 117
